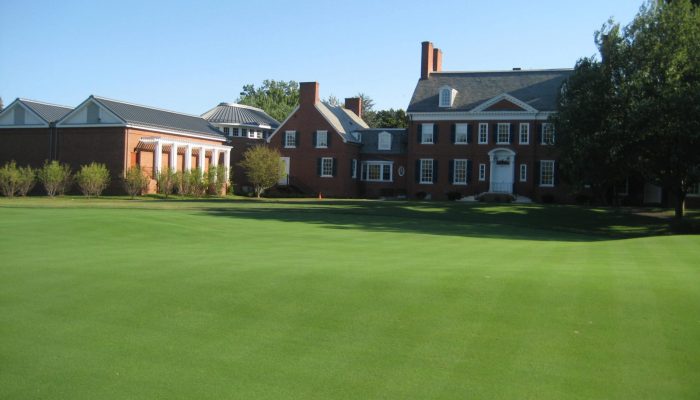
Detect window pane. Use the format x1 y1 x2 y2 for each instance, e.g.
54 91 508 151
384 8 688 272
454 160 467 184
421 159 433 183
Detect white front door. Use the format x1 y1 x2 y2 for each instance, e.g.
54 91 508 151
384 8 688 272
489 149 515 193
279 157 290 185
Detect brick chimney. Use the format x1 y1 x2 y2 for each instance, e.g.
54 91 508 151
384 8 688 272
421 41 434 80
344 97 362 119
299 81 319 106
433 48 442 72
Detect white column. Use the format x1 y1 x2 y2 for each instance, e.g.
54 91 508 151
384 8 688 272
169 143 177 172
184 145 192 171
211 149 219 167
154 140 163 175
198 146 206 173
224 149 231 181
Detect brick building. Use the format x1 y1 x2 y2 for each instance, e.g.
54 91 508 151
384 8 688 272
0 96 232 193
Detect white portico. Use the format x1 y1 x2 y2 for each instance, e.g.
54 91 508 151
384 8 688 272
488 148 516 194
137 137 232 180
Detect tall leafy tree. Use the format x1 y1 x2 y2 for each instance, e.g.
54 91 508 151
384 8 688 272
373 109 408 128
556 0 700 218
237 80 299 122
238 146 285 198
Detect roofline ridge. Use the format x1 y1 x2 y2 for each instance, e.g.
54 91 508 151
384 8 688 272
431 68 574 74
219 102 267 113
18 98 73 109
91 95 205 119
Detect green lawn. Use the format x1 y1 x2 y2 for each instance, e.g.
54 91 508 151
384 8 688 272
1 197 698 399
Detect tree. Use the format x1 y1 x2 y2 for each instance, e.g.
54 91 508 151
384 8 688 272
556 0 700 218
356 92 377 127
38 161 72 197
373 109 408 128
75 163 110 197
238 146 284 198
123 165 149 198
237 80 299 122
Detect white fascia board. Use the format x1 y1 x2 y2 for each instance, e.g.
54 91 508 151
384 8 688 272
471 93 539 113
408 111 555 121
126 124 227 143
266 105 299 143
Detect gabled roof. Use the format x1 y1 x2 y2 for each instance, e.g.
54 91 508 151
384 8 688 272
0 98 73 126
316 102 369 142
201 102 280 128
407 69 572 113
357 128 408 155
59 96 225 140
19 99 73 123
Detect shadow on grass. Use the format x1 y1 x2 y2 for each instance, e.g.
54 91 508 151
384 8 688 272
200 199 673 242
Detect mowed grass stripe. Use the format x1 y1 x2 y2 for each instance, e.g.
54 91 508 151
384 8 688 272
0 198 699 399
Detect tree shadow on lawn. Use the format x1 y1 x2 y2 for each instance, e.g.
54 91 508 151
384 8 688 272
201 199 674 242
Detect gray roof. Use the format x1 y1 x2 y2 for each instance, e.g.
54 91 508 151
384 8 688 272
93 96 225 139
407 69 573 113
316 102 369 142
20 99 73 123
201 102 280 128
357 128 407 155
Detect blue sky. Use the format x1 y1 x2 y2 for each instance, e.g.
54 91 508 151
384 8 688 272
1 0 642 115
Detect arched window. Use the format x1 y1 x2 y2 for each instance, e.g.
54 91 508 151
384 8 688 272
439 86 456 107
378 131 391 150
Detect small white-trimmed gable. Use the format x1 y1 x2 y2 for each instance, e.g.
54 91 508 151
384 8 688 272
438 86 457 108
470 93 538 113
59 97 123 126
0 100 48 127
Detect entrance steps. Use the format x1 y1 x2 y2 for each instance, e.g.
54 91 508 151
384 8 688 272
459 192 533 203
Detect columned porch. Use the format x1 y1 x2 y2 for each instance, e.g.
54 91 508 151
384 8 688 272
133 137 232 192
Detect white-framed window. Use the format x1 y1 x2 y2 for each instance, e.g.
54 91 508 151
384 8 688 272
248 130 263 139
316 130 328 148
439 87 452 107
223 127 230 136
378 131 391 150
539 160 555 187
352 159 357 179
478 163 486 181
321 157 333 177
497 123 510 144
478 123 488 144
453 159 468 185
520 164 527 182
232 128 242 137
420 159 433 184
284 131 296 148
455 123 469 144
242 128 249 137
361 161 393 182
421 123 434 144
519 123 529 144
541 123 555 144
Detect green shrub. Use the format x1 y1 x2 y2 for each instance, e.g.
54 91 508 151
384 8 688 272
0 161 21 197
38 161 72 197
176 170 192 195
155 169 177 198
17 166 36 196
124 165 149 198
188 168 206 197
205 165 227 196
75 162 110 197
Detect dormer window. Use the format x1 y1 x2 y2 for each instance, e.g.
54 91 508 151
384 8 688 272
439 86 457 108
378 131 391 150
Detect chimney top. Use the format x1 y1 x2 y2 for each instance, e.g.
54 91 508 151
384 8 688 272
344 97 362 119
299 81 320 106
512 67 522 71
421 41 434 80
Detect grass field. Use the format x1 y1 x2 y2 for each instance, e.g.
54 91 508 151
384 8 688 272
1 197 699 399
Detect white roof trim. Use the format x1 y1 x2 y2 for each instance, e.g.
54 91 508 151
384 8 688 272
56 95 127 126
138 136 232 151
408 111 554 121
471 93 539 113
266 105 299 143
0 99 50 127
